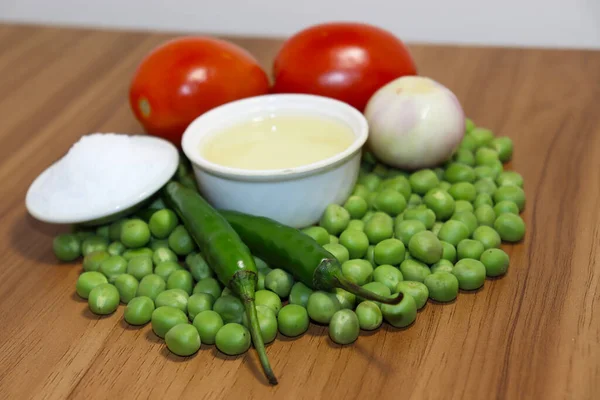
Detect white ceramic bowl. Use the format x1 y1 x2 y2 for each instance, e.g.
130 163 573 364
181 94 368 228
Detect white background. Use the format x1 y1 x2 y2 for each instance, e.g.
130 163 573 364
1 0 599 48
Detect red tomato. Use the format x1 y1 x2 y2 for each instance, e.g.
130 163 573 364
129 36 270 146
272 22 417 111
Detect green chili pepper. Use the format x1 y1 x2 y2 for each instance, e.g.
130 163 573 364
220 211 403 305
163 182 277 385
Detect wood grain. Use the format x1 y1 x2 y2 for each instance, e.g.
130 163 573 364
0 23 599 400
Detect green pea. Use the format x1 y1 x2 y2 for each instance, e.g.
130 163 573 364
452 259 486 290
81 236 109 257
213 295 244 324
341 259 373 286
494 200 519 216
431 222 443 237
437 220 470 246
364 213 394 244
301 226 330 246
475 147 499 166
454 200 474 214
126 255 153 281
242 304 277 343
347 219 365 231
489 159 504 178
339 229 370 258
165 323 201 356
394 220 426 247
358 282 391 307
424 188 456 221
344 196 369 219
381 292 417 328
215 323 251 355
494 214 526 242
474 193 494 208
474 165 498 180
149 238 170 251
221 287 233 297
255 290 282 316
465 118 475 132
409 169 440 195
441 241 457 262
399 259 431 283
76 271 108 299
148 209 178 239
99 255 127 282
334 288 356 310
359 173 382 192
457 239 485 260
167 270 194 295
114 274 139 304
352 184 370 200
252 256 269 272
372 264 404 292
365 245 376 267
355 301 383 330
475 205 496 227
447 182 476 202
83 250 110 272
453 149 475 166
323 243 350 264
373 189 407 216
491 136 513 162
185 252 214 281
329 235 339 245
433 167 445 181
124 296 155 325
459 134 478 151
120 219 150 249
187 293 214 320
424 272 459 302
480 248 510 277
88 283 120 315
403 208 436 229
444 163 476 183
372 163 388 177
438 181 452 191
277 304 309 337
431 259 454 274
193 310 224 345
152 306 188 338
373 238 405 266
395 281 429 309
168 225 195 256
451 211 478 235
319 204 350 235
408 231 442 265
472 226 502 249
329 309 360 345
378 175 412 200
107 241 126 256
122 247 153 261
307 291 341 324
152 247 178 265
136 274 166 301
155 288 188 312
289 282 313 308
496 171 524 188
265 268 294 298
494 186 526 212
474 178 498 195
469 127 494 148
155 260 184 282
257 271 266 291
361 211 375 223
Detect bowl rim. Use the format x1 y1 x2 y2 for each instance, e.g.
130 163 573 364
181 93 368 182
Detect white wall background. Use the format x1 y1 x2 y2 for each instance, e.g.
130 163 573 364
1 0 599 48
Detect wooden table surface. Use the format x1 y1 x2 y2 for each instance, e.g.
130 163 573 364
1 23 599 400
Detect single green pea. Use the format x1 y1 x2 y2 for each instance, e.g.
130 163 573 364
373 238 405 266
373 189 407 216
491 136 513 162
339 229 370 258
409 169 440 195
329 309 360 345
289 282 313 308
452 259 486 290
373 264 404 292
381 292 417 328
437 220 470 246
334 288 356 310
424 188 456 221
431 259 454 274
361 211 375 223
193 278 221 301
355 301 383 330
454 200 474 214
167 270 194 295
99 255 127 282
347 219 365 232
474 165 498 180
474 178 498 196
165 323 201 356
494 200 520 216
438 181 452 191
359 173 382 192
152 247 178 265
278 304 309 337
151 306 189 338
107 241 126 256
187 293 215 320
124 296 155 325
242 304 278 343
408 231 442 265
185 252 214 281
120 219 150 249
255 290 282 316
136 274 166 301
215 323 251 355
307 291 341 324
323 243 350 264
475 205 496 227
88 283 120 315
193 310 224 345
406 194 422 209
403 208 436 229
329 235 339 245
453 149 475 166
469 127 494 148
451 211 478 235
81 236 109 257
475 147 499 166
213 295 244 324
441 241 457 263
301 226 330 246
474 193 494 208
83 250 110 272
399 259 431 283
480 248 510 277
448 182 477 202
394 220 426 247
365 245 376 267
344 195 369 219
364 213 394 244
377 175 412 201
459 134 478 151
496 171 524 188
320 204 351 235
395 281 429 309
148 209 179 239
149 238 170 251
494 214 526 242
352 184 370 200
257 271 265 291
168 225 195 256
341 259 374 286
465 118 475 132
265 268 294 298
114 274 139 304
494 186 526 212
122 247 153 261
472 225 502 249
155 288 188 312
424 272 459 302
76 271 108 299
444 163 476 183
457 239 485 260
126 255 153 281
154 260 184 282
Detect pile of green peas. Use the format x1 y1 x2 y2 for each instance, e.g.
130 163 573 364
53 119 525 353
